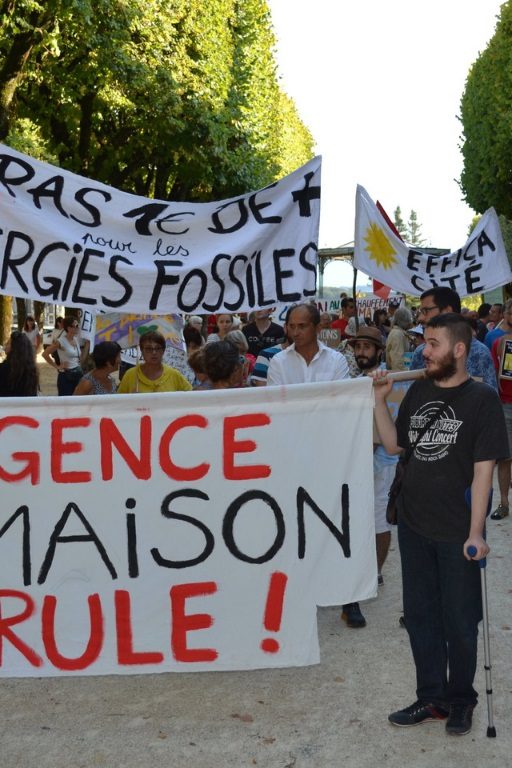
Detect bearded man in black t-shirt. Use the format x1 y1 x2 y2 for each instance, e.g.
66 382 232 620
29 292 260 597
372 313 509 737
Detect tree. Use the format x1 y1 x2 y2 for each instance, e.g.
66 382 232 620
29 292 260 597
0 0 314 342
393 206 426 245
393 206 407 239
407 210 425 246
459 2 512 216
7 0 313 200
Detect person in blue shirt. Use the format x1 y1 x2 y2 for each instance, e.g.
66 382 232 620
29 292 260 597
483 298 512 349
410 288 497 391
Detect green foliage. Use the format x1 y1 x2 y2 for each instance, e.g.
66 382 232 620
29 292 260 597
0 0 314 342
459 2 512 216
0 0 314 201
393 206 407 238
393 206 426 245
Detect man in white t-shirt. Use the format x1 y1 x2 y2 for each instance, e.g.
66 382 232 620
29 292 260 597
267 303 349 385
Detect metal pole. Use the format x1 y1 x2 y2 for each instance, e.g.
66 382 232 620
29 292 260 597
468 545 496 737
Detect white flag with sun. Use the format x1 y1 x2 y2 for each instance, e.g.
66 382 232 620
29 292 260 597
354 185 512 297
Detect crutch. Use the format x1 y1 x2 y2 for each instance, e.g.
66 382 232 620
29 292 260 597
468 544 496 738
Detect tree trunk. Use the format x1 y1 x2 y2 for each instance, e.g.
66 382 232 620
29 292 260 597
0 295 12 345
34 300 45 329
15 297 26 329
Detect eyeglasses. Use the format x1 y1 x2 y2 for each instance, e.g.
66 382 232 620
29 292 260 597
142 345 164 353
418 305 438 315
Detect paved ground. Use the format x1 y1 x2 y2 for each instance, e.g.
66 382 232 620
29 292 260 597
2 359 511 767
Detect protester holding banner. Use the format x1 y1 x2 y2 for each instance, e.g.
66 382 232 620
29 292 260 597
117 331 192 394
42 316 86 396
267 304 349 385
372 313 508 736
337 317 364 378
348 325 398 592
73 342 121 396
0 330 38 396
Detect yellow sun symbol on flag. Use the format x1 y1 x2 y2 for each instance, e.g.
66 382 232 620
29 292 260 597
363 223 398 269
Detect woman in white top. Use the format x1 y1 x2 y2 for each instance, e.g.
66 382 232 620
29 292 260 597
42 316 84 395
207 313 234 343
23 315 41 354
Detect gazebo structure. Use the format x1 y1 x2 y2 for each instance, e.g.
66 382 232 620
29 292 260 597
317 243 355 297
317 243 452 297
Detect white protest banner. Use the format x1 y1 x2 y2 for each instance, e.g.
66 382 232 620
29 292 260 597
0 379 375 677
0 145 321 314
354 185 512 296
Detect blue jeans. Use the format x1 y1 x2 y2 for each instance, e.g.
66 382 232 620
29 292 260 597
398 517 482 707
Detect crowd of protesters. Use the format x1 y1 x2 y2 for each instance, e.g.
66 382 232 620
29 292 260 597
0 289 509 738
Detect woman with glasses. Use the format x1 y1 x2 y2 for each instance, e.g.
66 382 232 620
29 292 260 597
117 331 192 393
0 331 38 396
42 316 84 395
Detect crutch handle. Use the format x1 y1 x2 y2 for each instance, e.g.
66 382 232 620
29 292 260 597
467 545 486 568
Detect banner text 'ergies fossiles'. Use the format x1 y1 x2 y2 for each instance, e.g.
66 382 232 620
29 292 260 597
0 148 321 314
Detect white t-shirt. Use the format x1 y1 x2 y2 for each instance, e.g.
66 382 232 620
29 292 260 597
58 335 81 369
267 342 350 385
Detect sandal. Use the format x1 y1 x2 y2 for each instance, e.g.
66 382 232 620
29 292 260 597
490 504 509 520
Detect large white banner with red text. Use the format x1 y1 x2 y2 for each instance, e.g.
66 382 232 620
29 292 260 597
0 379 375 677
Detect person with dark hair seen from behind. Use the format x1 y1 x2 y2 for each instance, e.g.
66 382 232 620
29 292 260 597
73 342 121 395
225 329 256 385
23 314 41 355
475 303 492 342
42 316 86 396
188 348 211 390
183 325 204 354
202 341 245 389
117 331 192 393
385 307 414 370
411 287 497 390
373 313 508 736
0 331 38 396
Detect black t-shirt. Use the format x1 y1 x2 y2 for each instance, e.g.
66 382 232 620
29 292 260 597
242 321 285 357
395 377 509 542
